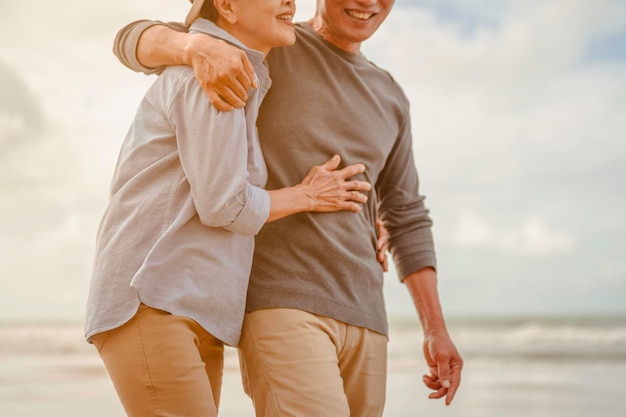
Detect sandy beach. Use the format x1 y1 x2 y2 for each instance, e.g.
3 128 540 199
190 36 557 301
2 318 625 417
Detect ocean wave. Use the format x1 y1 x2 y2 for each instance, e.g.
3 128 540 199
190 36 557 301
3 318 626 362
0 323 91 357
389 316 626 362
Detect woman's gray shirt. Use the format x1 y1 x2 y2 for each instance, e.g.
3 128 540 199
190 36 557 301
85 19 271 346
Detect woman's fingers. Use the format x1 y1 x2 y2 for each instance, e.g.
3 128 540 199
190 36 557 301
344 179 371 192
336 162 366 179
321 154 342 171
345 190 368 203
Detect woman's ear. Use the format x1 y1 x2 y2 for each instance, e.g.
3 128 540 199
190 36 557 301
214 0 238 24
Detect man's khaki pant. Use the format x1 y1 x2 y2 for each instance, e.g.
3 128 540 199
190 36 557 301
91 304 224 417
239 308 388 417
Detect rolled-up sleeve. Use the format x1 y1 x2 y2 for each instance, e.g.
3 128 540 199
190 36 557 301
164 68 270 235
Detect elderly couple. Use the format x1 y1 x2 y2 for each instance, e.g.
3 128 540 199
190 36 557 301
85 0 463 416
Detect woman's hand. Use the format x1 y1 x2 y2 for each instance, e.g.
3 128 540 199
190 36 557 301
299 155 371 213
266 155 371 223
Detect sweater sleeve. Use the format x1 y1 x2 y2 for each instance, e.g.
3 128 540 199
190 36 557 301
113 20 189 75
377 103 437 281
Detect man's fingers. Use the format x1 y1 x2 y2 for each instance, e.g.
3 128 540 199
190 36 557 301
375 219 389 271
425 372 448 400
213 86 246 109
422 374 441 390
377 250 388 272
445 382 459 406
220 50 254 98
437 361 452 390
207 91 234 112
228 74 251 100
428 388 448 400
376 223 389 252
223 82 249 104
445 359 463 405
209 68 249 108
242 56 258 89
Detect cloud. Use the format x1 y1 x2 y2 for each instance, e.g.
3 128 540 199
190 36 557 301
448 212 576 255
371 0 626 315
1 0 625 320
365 0 626 225
0 61 45 151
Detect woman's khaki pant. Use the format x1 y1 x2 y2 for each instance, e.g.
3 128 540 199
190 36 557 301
239 308 388 417
91 304 224 417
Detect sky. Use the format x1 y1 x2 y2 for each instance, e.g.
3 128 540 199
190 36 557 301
0 0 625 323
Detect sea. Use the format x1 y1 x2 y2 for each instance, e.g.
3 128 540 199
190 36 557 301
1 316 625 417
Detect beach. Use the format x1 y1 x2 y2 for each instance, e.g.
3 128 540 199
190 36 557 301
2 317 625 417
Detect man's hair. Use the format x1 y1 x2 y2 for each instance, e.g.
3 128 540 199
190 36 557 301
199 0 219 22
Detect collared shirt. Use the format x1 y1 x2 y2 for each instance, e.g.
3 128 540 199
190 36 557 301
85 19 272 346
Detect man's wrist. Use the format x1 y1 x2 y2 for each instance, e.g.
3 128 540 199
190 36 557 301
404 267 450 334
181 33 225 67
180 33 199 66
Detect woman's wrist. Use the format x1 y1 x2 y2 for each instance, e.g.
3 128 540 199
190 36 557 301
280 184 312 213
266 185 310 223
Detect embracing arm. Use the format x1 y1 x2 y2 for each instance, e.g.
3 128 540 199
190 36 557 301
114 20 255 110
267 154 370 223
170 72 369 234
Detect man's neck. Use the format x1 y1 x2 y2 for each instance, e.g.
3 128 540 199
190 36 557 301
308 18 361 54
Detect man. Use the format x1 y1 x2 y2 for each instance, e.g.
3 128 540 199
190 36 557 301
113 0 463 415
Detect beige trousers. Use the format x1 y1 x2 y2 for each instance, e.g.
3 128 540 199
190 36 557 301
91 304 224 417
239 308 388 417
